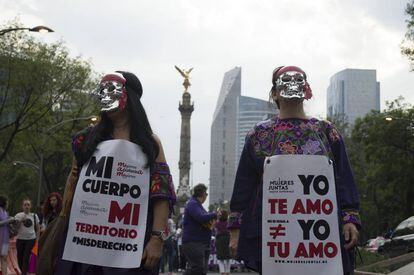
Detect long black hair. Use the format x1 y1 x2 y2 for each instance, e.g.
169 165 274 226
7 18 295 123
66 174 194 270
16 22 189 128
78 71 159 169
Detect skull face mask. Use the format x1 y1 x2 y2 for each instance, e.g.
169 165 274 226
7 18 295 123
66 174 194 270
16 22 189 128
94 73 128 113
272 66 312 100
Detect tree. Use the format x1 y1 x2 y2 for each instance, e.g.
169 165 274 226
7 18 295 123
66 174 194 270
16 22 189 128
0 19 99 212
402 0 414 70
351 98 414 239
327 113 350 136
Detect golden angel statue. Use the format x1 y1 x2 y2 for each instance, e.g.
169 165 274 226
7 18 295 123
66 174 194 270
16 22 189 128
175 65 193 92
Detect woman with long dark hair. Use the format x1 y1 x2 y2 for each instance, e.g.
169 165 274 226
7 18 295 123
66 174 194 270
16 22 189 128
42 192 62 230
38 71 176 275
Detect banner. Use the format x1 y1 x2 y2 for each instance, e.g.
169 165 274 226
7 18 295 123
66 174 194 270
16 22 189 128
63 140 149 268
262 155 343 275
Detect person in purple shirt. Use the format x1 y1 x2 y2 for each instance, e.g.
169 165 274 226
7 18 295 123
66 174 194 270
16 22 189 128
182 184 217 275
228 66 361 275
215 210 231 275
0 195 10 275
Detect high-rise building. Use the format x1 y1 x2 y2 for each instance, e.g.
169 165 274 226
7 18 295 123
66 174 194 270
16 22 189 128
209 67 276 205
327 69 380 125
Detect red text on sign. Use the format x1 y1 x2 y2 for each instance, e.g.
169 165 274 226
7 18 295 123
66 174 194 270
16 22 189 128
108 201 140 225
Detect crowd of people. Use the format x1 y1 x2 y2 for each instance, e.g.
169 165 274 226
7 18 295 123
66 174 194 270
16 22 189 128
0 67 360 275
0 192 62 275
151 183 233 275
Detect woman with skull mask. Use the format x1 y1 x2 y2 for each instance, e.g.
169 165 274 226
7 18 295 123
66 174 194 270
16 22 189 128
38 71 176 275
228 66 360 275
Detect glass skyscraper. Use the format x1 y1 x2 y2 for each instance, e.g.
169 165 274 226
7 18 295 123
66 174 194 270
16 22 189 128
209 67 276 205
327 69 380 126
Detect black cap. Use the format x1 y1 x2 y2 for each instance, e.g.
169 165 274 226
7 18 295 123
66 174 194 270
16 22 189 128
116 71 143 99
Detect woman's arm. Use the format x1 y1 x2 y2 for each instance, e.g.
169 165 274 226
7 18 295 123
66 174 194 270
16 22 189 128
142 135 172 269
60 157 79 217
0 217 15 226
229 134 260 256
327 123 361 249
186 202 217 223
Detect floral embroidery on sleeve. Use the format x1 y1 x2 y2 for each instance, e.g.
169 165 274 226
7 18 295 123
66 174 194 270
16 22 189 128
71 127 93 154
150 162 176 214
342 209 361 230
228 212 242 230
329 127 341 143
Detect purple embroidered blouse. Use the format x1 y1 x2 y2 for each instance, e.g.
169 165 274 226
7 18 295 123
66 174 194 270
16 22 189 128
229 117 360 273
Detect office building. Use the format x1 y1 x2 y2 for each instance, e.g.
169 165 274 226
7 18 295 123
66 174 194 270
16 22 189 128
209 67 276 205
327 69 380 126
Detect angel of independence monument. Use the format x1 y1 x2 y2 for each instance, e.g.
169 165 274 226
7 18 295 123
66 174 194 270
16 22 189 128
175 66 194 210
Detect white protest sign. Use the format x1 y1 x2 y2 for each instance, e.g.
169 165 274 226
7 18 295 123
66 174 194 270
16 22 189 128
262 155 343 275
63 139 149 268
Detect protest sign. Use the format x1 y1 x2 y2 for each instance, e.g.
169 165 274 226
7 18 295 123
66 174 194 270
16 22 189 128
262 155 343 275
63 139 149 268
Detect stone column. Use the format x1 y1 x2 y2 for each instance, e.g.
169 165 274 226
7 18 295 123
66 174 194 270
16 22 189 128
177 91 194 207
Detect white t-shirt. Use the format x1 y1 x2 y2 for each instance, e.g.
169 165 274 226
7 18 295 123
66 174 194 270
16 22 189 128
15 212 39 240
176 228 183 246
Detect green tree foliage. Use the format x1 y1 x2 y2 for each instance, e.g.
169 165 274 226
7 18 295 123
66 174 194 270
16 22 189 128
351 98 414 239
0 20 99 213
402 0 414 70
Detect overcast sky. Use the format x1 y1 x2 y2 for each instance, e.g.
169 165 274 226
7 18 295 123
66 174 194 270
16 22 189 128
1 0 413 204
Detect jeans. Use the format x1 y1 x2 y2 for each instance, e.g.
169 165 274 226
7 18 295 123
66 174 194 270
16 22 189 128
16 239 36 275
160 238 175 272
182 242 210 275
178 245 186 270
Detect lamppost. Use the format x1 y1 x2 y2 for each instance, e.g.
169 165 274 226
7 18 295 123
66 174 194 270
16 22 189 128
12 115 98 206
0 25 54 36
385 116 414 135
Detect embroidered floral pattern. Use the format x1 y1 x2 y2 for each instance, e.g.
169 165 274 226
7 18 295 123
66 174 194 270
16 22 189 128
278 140 297 154
301 139 322 155
150 162 177 215
274 121 294 131
257 130 268 140
71 127 92 154
150 163 176 195
247 117 340 158
228 212 242 229
150 174 162 193
342 210 362 229
231 117 351 230
329 127 341 143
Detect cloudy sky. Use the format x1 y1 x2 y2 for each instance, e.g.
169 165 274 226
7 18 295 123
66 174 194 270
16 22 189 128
1 0 413 203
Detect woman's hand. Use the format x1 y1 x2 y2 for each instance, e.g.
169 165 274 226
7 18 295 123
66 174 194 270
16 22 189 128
229 229 240 258
343 223 359 250
229 237 238 258
142 236 163 270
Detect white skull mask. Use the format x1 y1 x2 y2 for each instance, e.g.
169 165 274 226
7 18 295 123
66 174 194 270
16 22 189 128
275 71 306 99
93 73 127 113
